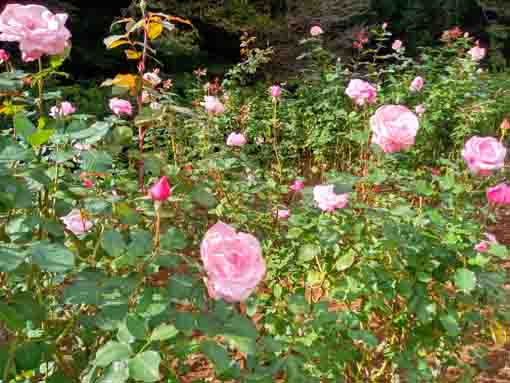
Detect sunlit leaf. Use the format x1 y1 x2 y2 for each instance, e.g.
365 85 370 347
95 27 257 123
125 49 142 60
147 22 163 40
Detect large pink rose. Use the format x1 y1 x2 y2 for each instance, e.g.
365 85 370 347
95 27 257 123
370 105 419 153
313 185 349 212
200 221 266 302
486 183 510 205
410 76 424 92
462 136 506 175
61 209 93 235
0 4 71 62
226 132 247 147
468 46 485 62
345 79 377 106
109 98 132 117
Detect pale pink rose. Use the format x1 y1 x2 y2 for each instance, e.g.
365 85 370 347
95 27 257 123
392 39 403 51
0 4 71 62
143 69 161 87
475 241 490 253
226 132 247 147
345 79 377 106
200 221 266 302
290 179 305 192
149 176 171 201
109 98 132 117
485 233 498 243
73 143 91 151
462 136 506 175
410 76 424 92
203 96 225 115
61 209 93 235
370 105 419 153
270 85 281 98
486 183 510 205
0 49 9 63
313 185 349 212
468 45 486 62
277 209 290 219
49 101 76 118
310 26 323 36
415 104 426 116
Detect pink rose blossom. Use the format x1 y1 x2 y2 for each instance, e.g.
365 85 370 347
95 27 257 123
226 132 247 147
0 49 9 63
0 4 71 62
49 101 76 118
290 179 305 192
82 178 94 188
345 79 377 106
462 136 506 175
486 183 510 205
109 98 132 117
61 209 93 235
277 209 290 220
370 105 420 153
203 96 225 115
313 185 349 212
475 241 490 253
143 69 161 87
270 85 281 99
149 176 171 202
468 45 486 62
392 39 403 51
310 26 323 36
410 76 424 92
200 221 266 302
415 104 426 116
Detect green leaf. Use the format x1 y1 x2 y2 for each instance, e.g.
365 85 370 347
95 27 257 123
28 129 54 147
95 341 132 367
335 249 355 271
454 268 476 293
191 187 218 208
68 121 111 144
14 113 36 140
160 228 188 251
15 342 51 370
97 361 129 383
102 230 126 257
31 241 75 273
298 244 320 263
127 230 152 258
488 244 508 259
128 351 161 382
440 314 460 337
81 150 113 172
150 323 179 341
201 341 234 375
0 302 24 330
0 246 26 271
348 330 378 348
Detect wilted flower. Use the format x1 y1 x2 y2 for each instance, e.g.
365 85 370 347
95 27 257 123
109 98 132 117
370 105 419 153
462 136 506 175
313 185 349 212
143 69 161 87
162 79 173 89
345 79 377 106
226 132 247 147
200 221 266 302
486 183 510 205
61 209 93 235
0 4 71 62
441 26 463 42
149 176 171 202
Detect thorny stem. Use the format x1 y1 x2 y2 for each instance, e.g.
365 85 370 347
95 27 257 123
137 2 149 191
272 101 282 179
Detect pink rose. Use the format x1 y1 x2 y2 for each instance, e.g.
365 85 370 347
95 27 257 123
49 101 76 118
392 39 403 51
468 46 485 62
82 178 94 189
270 85 281 99
149 176 171 202
277 209 290 219
313 185 349 212
200 221 266 302
475 241 489 253
226 132 247 147
310 26 323 36
415 104 425 116
410 76 424 92
486 183 510 205
290 179 305 192
0 49 9 63
143 69 161 87
370 105 419 153
109 98 132 117
345 79 377 106
462 136 506 175
0 4 71 62
61 209 94 235
203 96 225 115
